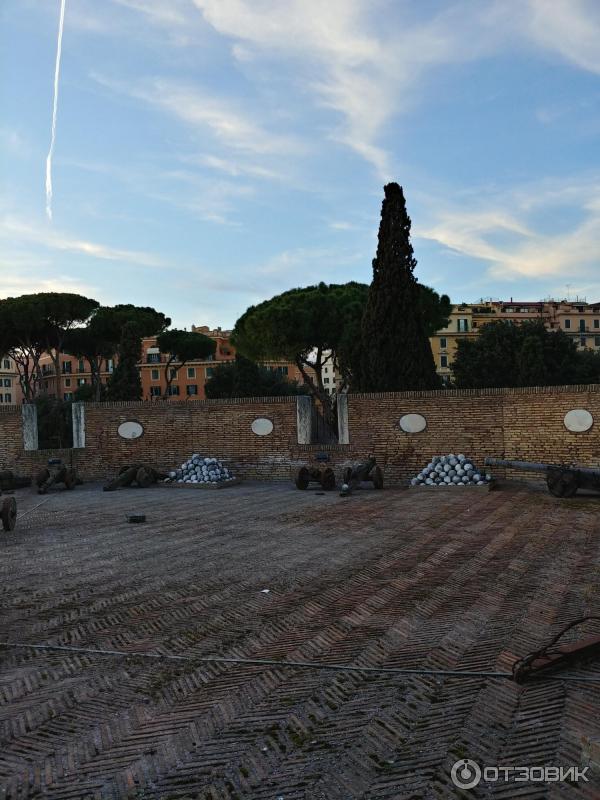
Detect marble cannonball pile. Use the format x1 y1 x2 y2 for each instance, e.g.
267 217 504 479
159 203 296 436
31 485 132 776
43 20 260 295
410 454 491 487
164 454 234 485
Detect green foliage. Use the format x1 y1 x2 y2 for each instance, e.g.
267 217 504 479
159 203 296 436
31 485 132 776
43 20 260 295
106 322 142 401
64 304 169 401
205 355 307 399
92 305 170 342
452 320 584 388
356 183 440 391
232 281 367 425
156 329 216 397
35 396 73 449
73 382 107 402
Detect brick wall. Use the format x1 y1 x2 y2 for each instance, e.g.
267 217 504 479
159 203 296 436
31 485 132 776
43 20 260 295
6 385 600 485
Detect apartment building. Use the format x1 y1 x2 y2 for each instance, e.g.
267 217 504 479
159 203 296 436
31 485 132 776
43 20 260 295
0 355 23 404
431 299 600 381
37 352 115 400
140 326 311 401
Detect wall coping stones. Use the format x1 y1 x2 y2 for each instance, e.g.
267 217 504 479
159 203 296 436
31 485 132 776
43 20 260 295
349 384 600 400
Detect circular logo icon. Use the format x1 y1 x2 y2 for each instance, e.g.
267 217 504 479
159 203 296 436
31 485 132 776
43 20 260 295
451 759 482 789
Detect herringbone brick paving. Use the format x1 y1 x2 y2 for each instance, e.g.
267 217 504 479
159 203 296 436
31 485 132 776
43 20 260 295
1 482 599 799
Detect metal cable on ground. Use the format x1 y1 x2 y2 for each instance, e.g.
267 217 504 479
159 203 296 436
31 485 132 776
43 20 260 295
16 496 52 520
2 642 600 682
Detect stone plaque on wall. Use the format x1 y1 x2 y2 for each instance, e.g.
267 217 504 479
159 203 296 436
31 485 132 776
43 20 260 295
563 409 593 433
399 413 427 433
251 417 273 436
118 421 144 439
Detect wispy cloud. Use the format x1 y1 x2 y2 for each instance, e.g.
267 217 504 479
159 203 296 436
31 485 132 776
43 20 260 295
417 176 600 283
92 72 302 157
192 1 507 178
523 0 600 75
0 216 165 267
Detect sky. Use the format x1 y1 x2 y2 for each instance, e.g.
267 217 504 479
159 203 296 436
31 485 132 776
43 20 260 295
1 0 599 329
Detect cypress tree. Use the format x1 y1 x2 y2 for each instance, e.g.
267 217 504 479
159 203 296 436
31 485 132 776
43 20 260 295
106 321 142 401
356 183 439 391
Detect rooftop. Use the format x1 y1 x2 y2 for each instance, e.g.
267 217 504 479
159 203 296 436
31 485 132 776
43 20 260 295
1 482 599 798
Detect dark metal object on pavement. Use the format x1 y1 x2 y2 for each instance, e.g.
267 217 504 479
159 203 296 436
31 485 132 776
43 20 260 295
295 465 336 491
126 514 146 524
36 459 78 495
485 457 600 497
1 496 17 531
512 616 600 683
342 456 384 491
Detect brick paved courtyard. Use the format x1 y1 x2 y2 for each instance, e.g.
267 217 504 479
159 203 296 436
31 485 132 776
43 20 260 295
1 481 600 799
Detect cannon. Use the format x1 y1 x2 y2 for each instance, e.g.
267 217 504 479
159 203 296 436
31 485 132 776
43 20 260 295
103 464 166 491
36 458 78 495
485 457 600 498
342 456 384 491
295 465 336 491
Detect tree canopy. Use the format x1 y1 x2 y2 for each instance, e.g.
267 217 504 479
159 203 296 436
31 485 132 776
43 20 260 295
205 354 307 399
451 320 597 388
156 329 216 398
356 183 440 391
106 321 143 401
232 281 366 427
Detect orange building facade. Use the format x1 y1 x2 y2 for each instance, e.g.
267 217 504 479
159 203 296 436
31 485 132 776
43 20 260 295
33 325 310 402
140 326 311 400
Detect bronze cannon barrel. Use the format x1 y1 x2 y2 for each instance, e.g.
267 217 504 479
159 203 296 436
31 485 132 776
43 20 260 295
485 458 551 473
485 457 600 478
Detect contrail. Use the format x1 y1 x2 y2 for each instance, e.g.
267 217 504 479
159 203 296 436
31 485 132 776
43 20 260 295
45 0 67 221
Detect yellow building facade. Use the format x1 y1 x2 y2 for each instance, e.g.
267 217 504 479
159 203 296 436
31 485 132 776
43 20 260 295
430 300 600 382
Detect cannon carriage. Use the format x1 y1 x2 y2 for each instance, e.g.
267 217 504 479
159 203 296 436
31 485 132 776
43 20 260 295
485 457 600 498
36 458 78 494
342 456 384 492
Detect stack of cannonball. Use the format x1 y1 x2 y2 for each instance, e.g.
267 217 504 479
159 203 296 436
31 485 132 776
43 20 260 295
164 454 234 485
410 454 491 487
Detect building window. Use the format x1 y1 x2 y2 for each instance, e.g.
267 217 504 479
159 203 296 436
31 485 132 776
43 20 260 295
78 359 85 373
65 378 71 387
3 379 10 388
77 378 87 385
2 359 9 369
4 394 11 403
63 392 72 401
324 377 330 384
106 358 114 373
440 355 448 368
206 367 214 378
62 361 72 374
169 368 178 380
0 394 3 403
150 386 161 397
580 336 587 347
151 369 160 381
324 367 328 374
187 367 195 378
440 337 447 348
168 385 180 396
457 319 469 332
579 320 586 332
147 353 160 363
595 336 600 347
564 319 571 329
594 319 599 329
186 385 198 396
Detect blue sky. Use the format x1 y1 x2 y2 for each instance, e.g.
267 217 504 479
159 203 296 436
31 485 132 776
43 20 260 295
1 0 599 328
